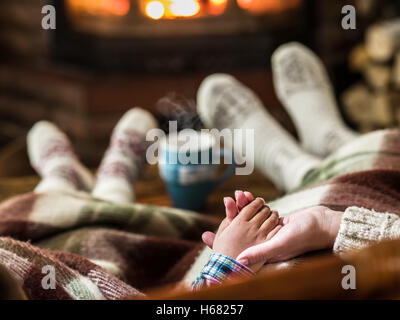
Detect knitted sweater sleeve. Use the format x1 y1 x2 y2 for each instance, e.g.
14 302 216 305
333 206 400 253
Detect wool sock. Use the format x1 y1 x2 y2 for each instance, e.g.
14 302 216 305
272 42 359 157
92 108 158 204
197 74 321 192
27 121 94 193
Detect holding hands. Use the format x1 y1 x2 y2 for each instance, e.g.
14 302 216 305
203 191 343 272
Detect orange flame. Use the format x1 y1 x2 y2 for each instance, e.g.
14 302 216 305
142 0 202 19
209 0 228 15
67 0 130 16
237 0 302 14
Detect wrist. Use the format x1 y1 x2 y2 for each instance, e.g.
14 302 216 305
323 208 343 247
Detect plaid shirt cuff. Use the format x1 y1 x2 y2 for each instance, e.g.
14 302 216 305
191 252 255 291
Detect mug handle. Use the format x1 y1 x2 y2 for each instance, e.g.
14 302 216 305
213 150 235 187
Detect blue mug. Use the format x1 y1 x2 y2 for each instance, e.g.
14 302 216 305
158 130 235 211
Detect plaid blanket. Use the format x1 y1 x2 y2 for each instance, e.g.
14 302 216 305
1 129 400 299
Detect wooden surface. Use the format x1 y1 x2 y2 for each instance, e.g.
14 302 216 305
0 164 281 219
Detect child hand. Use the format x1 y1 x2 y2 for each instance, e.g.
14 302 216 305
201 190 254 248
212 198 280 272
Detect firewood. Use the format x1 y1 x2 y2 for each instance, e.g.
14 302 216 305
359 123 376 134
363 62 392 90
356 0 378 16
392 91 400 125
366 18 400 62
341 83 374 125
349 45 370 72
371 91 396 126
394 52 400 89
395 106 400 126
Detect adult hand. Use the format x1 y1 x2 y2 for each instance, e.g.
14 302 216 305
236 206 343 266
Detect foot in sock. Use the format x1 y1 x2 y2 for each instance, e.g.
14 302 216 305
211 196 280 273
197 73 321 191
92 107 158 204
272 42 359 157
27 121 94 193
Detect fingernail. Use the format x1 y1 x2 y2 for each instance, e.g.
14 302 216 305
244 191 253 199
223 197 229 205
238 259 248 266
282 217 288 225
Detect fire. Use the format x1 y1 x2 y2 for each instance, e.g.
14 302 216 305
236 0 252 10
142 0 202 20
237 0 302 13
170 0 200 17
210 0 227 5
146 1 165 20
209 0 228 15
67 0 130 16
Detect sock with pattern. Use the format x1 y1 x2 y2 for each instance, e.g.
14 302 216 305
272 42 359 157
197 74 321 192
92 108 158 204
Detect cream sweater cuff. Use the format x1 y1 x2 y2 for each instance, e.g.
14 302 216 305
333 206 400 253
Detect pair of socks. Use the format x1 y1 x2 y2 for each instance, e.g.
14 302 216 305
27 108 158 204
197 42 358 191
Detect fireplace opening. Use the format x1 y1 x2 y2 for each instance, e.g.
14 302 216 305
55 0 309 73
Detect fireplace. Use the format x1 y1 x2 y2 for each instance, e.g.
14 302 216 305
55 0 308 72
0 0 312 166
65 0 302 37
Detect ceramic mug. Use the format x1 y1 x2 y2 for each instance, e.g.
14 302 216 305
158 131 235 211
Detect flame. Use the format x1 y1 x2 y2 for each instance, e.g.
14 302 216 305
209 0 228 15
169 0 200 17
146 1 165 19
236 0 253 10
142 0 201 19
67 0 130 16
210 0 227 5
237 0 302 13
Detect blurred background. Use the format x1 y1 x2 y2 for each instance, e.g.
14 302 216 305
0 0 400 206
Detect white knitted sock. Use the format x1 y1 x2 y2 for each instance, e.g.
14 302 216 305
197 74 321 192
272 42 359 157
27 121 94 193
92 108 158 204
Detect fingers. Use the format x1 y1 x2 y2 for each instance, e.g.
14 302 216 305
223 197 238 221
238 198 265 221
236 238 282 266
201 231 216 248
281 216 289 225
244 191 254 202
259 210 279 235
235 190 249 211
266 224 282 241
250 205 272 227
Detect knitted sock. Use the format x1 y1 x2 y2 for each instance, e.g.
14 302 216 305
197 74 321 192
27 121 94 193
272 42 359 157
92 108 158 204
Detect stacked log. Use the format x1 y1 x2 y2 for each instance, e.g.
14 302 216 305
342 18 400 132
